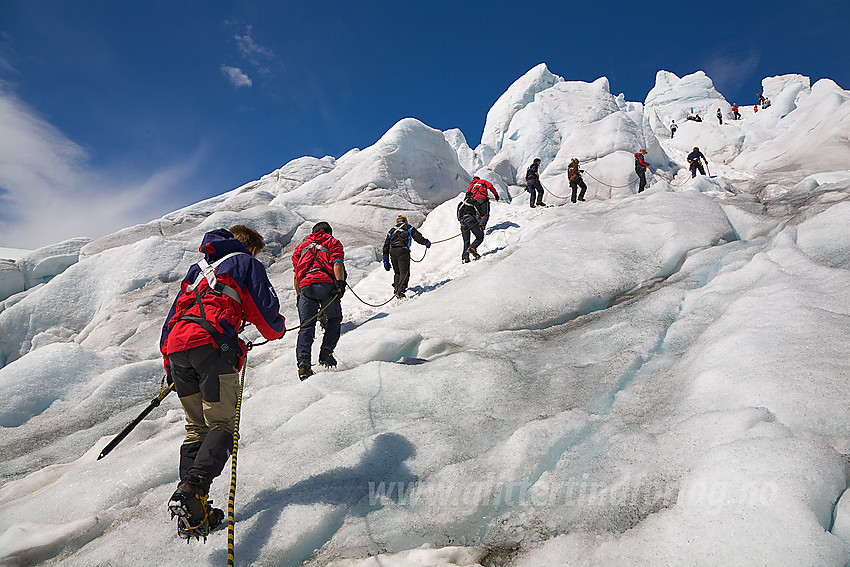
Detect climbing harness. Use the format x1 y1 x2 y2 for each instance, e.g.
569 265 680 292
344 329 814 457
177 253 250 365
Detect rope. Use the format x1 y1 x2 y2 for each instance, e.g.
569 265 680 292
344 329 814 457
583 171 639 189
410 247 428 263
344 281 397 308
226 357 246 567
541 183 571 200
430 233 462 244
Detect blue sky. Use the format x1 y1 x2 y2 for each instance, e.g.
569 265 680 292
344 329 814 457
1 0 847 248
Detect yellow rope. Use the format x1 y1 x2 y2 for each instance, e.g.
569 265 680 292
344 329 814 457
226 358 246 567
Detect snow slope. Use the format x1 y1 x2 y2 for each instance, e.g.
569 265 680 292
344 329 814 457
0 65 849 567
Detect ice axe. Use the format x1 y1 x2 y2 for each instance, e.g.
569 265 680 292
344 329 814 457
97 382 174 460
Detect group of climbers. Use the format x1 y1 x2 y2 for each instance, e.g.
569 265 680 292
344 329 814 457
156 120 720 539
159 222 349 539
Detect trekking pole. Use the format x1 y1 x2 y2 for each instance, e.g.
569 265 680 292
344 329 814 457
705 162 712 177
97 382 174 460
226 355 247 567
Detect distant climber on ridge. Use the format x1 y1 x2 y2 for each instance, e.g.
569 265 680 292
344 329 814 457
526 158 545 208
467 176 500 229
732 104 741 120
717 108 723 125
160 225 286 540
634 149 651 193
457 191 484 263
670 119 678 138
567 158 587 203
382 215 430 299
291 222 346 380
687 147 708 178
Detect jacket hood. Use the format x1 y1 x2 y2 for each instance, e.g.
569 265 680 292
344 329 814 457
199 229 251 261
304 230 337 248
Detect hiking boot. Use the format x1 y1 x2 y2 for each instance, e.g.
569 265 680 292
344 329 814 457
394 291 406 299
529 204 536 208
578 197 586 201
298 361 313 381
537 201 546 206
169 479 215 540
318 349 337 368
462 256 470 263
469 247 480 260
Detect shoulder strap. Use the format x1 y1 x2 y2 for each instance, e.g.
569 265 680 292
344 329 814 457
186 252 248 304
299 242 337 280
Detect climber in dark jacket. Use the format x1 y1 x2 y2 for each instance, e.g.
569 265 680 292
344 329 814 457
382 215 430 298
687 147 708 177
457 191 484 263
634 149 650 193
525 158 545 208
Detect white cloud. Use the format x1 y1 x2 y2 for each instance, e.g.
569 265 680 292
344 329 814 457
235 25 274 60
0 87 202 249
221 64 253 88
704 49 762 95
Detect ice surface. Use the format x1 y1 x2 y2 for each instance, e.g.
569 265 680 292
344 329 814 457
0 65 848 567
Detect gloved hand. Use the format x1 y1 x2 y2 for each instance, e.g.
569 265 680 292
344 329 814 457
425 240 431 248
334 279 347 298
494 194 500 201
383 256 391 271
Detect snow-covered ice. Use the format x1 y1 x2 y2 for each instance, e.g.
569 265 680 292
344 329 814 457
0 64 849 566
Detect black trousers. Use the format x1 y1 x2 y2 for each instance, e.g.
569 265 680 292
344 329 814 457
527 180 544 205
389 247 411 294
461 222 484 259
636 168 647 192
570 177 587 202
169 344 239 490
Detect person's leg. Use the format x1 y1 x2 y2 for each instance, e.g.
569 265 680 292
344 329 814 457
170 350 208 483
389 247 403 294
536 183 545 205
397 249 411 293
296 288 320 365
570 180 578 203
529 186 536 207
477 198 490 229
578 179 587 200
637 170 647 192
470 224 484 252
315 283 343 354
461 225 471 260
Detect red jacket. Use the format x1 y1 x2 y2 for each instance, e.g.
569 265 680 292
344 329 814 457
291 231 345 288
160 229 285 373
468 178 498 201
634 153 650 168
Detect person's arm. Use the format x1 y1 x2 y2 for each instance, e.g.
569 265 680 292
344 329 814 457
241 259 285 340
333 262 345 281
293 273 300 294
410 227 429 246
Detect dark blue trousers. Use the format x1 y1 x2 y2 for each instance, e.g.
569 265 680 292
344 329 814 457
460 221 484 260
296 282 342 364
